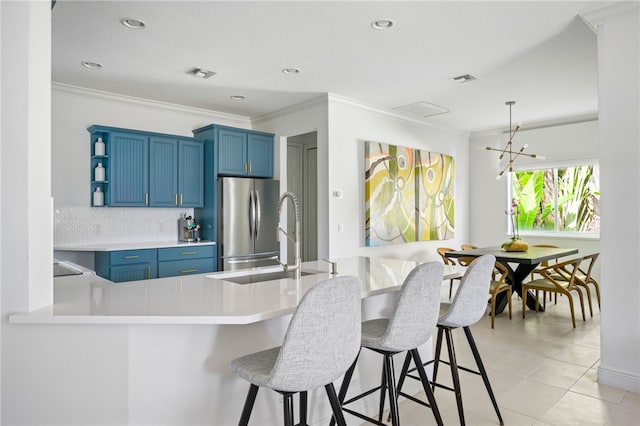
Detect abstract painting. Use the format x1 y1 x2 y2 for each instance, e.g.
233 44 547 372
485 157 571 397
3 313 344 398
365 142 416 246
415 149 455 240
365 141 454 246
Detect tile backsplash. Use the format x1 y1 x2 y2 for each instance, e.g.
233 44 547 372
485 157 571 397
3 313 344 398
54 207 195 246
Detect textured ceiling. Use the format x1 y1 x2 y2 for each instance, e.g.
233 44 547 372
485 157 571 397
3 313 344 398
51 1 616 132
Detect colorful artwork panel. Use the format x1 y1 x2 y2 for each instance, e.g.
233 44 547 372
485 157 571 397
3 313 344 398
415 149 455 240
365 142 416 246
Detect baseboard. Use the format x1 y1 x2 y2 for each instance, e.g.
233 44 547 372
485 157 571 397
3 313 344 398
598 366 640 393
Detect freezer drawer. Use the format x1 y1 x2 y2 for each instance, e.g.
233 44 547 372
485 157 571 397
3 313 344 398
221 252 280 271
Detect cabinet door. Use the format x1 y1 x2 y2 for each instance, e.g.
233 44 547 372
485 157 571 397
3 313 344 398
247 133 274 177
178 139 204 207
110 132 149 206
217 128 247 176
110 263 154 283
149 136 179 207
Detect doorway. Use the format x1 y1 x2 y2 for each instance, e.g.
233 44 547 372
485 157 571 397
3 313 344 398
287 131 318 262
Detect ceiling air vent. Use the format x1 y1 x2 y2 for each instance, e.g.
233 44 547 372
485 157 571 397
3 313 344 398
393 101 450 118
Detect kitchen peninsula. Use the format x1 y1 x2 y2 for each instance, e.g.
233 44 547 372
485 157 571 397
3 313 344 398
11 256 459 324
10 257 459 425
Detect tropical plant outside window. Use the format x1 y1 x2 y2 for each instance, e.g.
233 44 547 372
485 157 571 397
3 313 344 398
509 165 600 235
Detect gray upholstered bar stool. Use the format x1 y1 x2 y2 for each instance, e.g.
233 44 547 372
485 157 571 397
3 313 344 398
332 261 444 426
229 276 361 426
397 254 504 425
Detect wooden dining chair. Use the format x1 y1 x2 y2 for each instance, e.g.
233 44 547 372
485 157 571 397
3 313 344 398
461 244 478 250
553 253 600 317
458 256 512 328
522 257 586 328
436 247 462 299
530 244 560 303
489 261 512 328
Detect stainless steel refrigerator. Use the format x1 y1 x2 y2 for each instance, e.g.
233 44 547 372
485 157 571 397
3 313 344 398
217 177 280 271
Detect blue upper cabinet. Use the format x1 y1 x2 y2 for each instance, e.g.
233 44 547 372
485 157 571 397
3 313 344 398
218 128 248 176
247 133 274 178
89 126 203 208
149 136 179 207
111 131 149 206
209 125 274 178
178 139 204 207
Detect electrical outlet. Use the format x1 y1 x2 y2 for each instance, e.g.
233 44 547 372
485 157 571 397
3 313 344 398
95 224 102 236
159 222 165 231
276 394 283 406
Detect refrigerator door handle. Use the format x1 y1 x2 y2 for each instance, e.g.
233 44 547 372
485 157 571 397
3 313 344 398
249 190 255 239
254 189 261 239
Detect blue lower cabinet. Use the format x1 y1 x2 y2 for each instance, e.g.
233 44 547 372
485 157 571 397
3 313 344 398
95 246 216 283
95 249 158 283
110 264 155 282
157 246 216 278
158 258 215 278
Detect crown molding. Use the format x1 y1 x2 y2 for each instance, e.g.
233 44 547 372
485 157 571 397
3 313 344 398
250 94 328 124
580 1 640 33
52 82 251 125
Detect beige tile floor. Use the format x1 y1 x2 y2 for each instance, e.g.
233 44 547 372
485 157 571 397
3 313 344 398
349 284 640 426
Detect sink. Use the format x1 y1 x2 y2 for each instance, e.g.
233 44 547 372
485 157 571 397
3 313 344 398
222 270 319 284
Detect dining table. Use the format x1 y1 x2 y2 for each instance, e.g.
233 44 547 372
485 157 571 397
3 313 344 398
444 246 579 314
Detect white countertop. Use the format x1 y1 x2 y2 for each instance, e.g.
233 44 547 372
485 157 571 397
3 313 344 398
54 240 216 251
10 257 461 325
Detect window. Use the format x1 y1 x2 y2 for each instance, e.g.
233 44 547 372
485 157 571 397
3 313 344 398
509 164 600 235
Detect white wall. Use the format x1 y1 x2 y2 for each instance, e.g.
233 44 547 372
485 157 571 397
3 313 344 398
327 96 470 263
590 4 640 392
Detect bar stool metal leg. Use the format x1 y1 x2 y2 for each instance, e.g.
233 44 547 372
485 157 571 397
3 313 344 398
239 384 259 426
384 354 400 426
325 383 347 426
443 327 466 425
432 327 445 393
377 362 388 422
410 349 444 426
283 392 295 426
463 326 504 425
296 392 308 426
330 355 359 426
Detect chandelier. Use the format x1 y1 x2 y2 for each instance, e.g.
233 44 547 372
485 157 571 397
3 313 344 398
486 101 544 179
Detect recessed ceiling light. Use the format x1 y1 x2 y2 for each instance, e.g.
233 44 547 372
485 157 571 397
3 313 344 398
451 74 477 83
81 61 103 69
230 95 245 100
282 68 300 74
186 67 216 79
121 17 146 29
371 19 394 30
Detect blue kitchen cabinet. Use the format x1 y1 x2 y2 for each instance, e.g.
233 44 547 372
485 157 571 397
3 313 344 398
110 131 149 206
95 249 158 283
157 245 216 277
149 136 178 207
149 136 203 207
196 124 274 178
217 128 248 176
247 133 274 177
177 139 204 207
89 126 203 207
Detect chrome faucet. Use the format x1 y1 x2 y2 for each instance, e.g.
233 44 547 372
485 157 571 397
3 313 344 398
277 192 301 279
